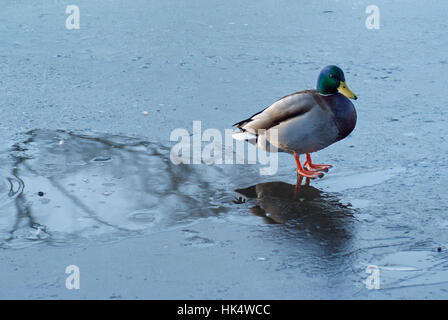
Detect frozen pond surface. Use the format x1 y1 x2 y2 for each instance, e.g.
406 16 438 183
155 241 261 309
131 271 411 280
1 0 448 299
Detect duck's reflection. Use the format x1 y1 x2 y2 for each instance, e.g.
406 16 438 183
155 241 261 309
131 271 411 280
235 179 355 247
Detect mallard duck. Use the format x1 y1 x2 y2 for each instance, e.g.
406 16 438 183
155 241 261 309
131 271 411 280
232 65 357 179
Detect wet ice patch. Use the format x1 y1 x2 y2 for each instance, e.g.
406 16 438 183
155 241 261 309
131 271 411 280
0 129 237 249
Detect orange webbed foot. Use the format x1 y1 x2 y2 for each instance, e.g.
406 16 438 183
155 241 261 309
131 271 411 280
294 153 324 179
303 153 333 172
294 152 324 180
297 169 324 179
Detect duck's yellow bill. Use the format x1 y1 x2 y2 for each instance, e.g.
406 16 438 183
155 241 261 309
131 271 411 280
338 81 358 100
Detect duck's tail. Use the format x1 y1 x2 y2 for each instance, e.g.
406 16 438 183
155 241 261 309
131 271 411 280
232 130 257 145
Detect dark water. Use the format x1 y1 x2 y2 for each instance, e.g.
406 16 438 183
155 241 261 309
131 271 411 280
0 129 237 248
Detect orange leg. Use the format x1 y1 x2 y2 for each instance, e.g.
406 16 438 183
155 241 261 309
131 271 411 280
293 153 323 179
303 153 333 172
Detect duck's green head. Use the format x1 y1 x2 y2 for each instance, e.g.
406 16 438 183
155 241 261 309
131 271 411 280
317 65 357 100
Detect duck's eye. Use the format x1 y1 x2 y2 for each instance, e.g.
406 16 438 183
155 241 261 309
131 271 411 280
329 74 334 78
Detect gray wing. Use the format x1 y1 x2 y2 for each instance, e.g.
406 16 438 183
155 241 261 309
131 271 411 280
233 90 319 135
